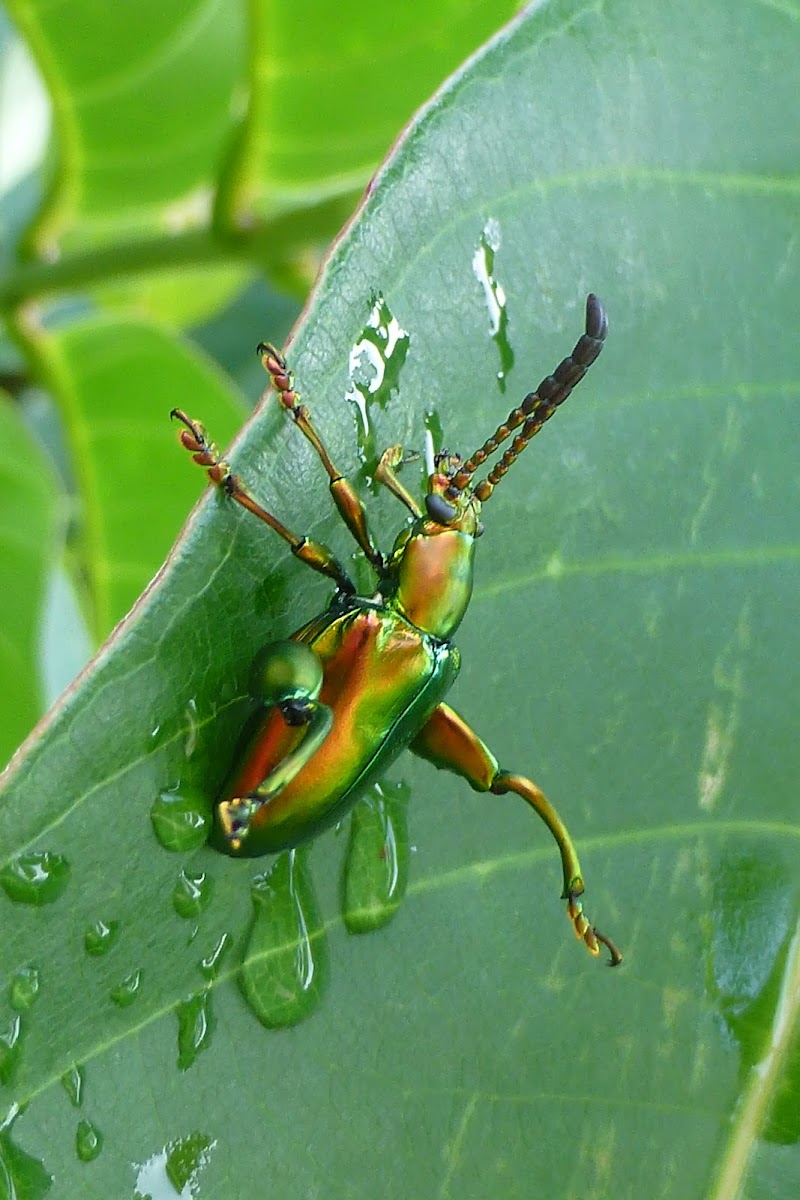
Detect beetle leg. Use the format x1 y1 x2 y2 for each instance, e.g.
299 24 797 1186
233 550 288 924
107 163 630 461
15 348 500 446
410 703 622 966
258 343 385 572
218 641 334 852
219 700 333 850
171 408 356 594
375 445 423 518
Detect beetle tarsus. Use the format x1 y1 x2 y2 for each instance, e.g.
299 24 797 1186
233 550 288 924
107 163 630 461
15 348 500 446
566 890 622 966
171 408 230 477
218 796 256 851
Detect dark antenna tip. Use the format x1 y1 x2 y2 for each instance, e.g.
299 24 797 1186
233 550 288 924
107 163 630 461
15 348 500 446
448 293 609 503
585 293 608 342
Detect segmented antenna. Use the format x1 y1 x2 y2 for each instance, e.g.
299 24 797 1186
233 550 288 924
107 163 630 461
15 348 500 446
445 294 608 503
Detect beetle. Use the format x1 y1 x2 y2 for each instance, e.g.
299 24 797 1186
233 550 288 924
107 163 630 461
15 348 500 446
172 293 621 966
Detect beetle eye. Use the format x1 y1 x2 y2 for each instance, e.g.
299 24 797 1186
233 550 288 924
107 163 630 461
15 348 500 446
426 494 458 524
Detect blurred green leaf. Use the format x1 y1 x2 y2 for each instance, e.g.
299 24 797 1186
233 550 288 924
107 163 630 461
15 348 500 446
7 0 518 259
224 0 526 220
0 395 58 767
1 0 799 1197
10 0 245 251
30 317 246 636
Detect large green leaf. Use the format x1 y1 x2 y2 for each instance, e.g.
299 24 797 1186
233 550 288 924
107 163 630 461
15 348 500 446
8 0 518 255
10 0 245 251
1 0 799 1196
0 396 58 766
27 317 247 638
226 0 524 219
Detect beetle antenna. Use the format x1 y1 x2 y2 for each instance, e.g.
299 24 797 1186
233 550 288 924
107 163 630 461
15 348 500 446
446 294 608 503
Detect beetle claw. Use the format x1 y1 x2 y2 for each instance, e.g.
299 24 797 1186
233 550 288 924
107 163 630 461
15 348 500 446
566 892 622 967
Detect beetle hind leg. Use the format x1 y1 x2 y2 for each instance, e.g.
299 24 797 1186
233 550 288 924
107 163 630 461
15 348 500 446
219 692 332 851
491 770 622 965
217 641 334 852
410 703 622 966
217 794 258 851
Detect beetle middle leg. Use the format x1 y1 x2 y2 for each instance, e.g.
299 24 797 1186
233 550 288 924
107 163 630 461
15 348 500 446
217 641 333 852
410 702 622 965
259 343 385 572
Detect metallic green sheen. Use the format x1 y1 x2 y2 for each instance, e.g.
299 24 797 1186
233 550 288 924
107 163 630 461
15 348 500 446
388 520 476 639
251 640 323 704
214 597 460 854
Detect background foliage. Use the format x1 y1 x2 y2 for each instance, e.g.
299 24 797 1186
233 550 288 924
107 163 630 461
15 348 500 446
1 0 799 1196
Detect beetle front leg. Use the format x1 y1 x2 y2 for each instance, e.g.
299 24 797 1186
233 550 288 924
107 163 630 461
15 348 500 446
374 445 423 518
218 641 333 852
171 409 356 594
410 703 622 966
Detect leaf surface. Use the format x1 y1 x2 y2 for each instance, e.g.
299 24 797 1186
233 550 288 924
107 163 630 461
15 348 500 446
1 1 799 1196
0 396 58 767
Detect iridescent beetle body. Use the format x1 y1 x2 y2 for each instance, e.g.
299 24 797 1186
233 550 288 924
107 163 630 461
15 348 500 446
223 598 459 852
173 294 622 966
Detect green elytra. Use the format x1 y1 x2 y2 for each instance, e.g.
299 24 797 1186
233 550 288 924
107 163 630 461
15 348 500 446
172 293 622 966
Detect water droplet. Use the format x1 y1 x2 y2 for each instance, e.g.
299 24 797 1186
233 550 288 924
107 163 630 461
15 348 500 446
345 293 411 484
0 1014 22 1085
172 870 213 920
133 1132 214 1198
472 219 515 392
84 918 121 957
199 932 231 980
240 849 327 1029
61 1063 84 1107
0 851 70 905
184 698 199 759
110 968 142 1008
0 1104 52 1198
176 990 215 1071
151 788 211 852
75 1117 103 1162
10 965 41 1013
343 780 410 933
423 408 444 457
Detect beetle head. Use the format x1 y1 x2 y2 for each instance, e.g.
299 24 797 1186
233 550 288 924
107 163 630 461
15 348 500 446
423 446 484 537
